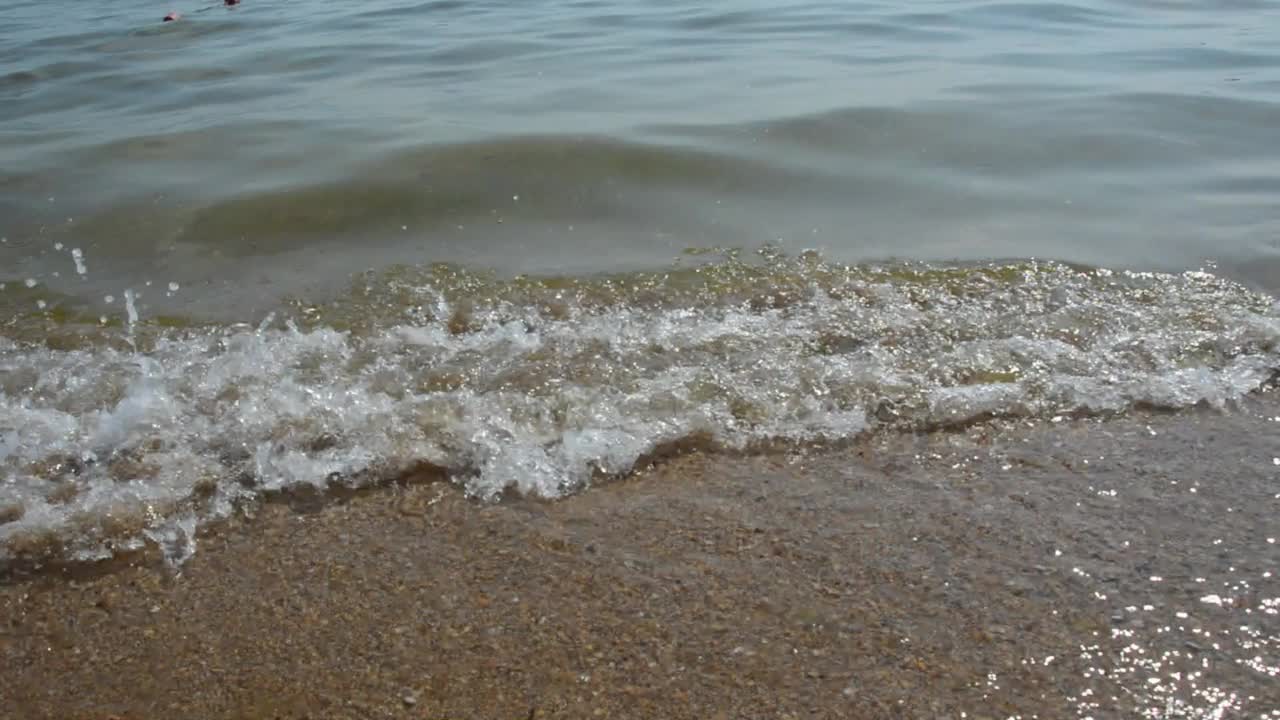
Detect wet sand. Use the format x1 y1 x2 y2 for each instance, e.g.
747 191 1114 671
3 397 1279 719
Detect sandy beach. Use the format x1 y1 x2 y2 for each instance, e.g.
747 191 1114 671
5 2 1280 718
3 395 1277 719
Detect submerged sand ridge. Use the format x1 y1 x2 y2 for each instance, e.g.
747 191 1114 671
2 395 1277 718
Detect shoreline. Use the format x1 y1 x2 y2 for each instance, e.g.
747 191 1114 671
3 398 1278 719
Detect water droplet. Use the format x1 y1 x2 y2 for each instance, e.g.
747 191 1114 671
124 289 139 325
168 282 180 293
104 295 114 304
24 278 37 288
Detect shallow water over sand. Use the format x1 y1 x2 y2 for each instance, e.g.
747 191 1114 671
3 258 1279 571
2 0 1280 588
2 3 1279 716
3 396 1278 718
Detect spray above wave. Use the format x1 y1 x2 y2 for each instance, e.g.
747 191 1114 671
1 251 1279 570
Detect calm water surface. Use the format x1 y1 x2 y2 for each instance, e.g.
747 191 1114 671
2 0 1279 313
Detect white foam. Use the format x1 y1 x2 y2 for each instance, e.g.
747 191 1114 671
1 262 1278 566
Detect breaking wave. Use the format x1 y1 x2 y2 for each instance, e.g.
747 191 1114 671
2 251 1278 571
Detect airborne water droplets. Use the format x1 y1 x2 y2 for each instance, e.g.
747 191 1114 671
1 257 1279 569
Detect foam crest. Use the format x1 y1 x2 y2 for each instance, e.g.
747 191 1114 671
1 257 1278 569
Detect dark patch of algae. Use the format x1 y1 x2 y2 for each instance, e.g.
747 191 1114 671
3 394 1278 719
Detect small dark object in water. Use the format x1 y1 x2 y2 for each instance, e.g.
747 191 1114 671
225 0 240 5
163 11 181 21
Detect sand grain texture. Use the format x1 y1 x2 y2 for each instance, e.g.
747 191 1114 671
3 399 1279 719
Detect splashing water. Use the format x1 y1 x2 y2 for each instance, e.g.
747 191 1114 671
123 289 139 327
1 255 1278 568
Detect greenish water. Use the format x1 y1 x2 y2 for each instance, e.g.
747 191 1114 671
4 0 1280 555
3 0 1279 317
3 5 1280 716
4 0 1280 548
